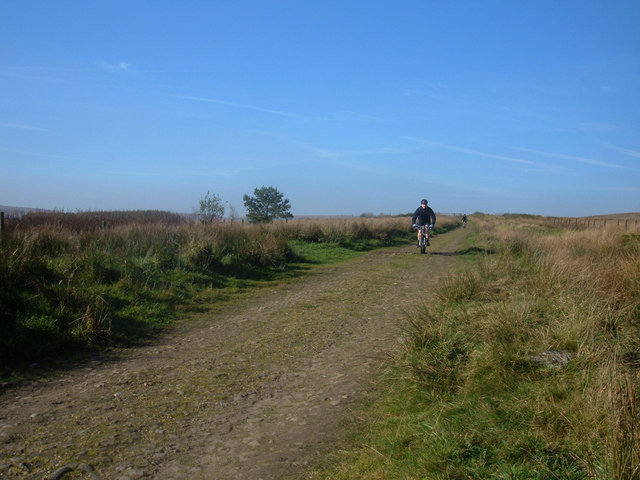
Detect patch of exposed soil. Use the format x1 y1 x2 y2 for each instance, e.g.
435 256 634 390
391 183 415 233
0 229 466 480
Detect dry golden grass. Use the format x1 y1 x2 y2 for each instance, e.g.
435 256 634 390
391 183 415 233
324 214 639 479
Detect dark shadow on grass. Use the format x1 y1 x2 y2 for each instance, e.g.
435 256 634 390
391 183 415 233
293 238 413 265
429 247 496 256
214 262 309 281
0 327 98 391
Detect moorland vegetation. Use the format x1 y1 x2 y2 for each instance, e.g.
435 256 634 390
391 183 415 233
0 210 457 380
2 210 638 478
316 214 640 480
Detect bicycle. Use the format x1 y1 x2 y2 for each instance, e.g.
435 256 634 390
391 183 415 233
413 224 432 254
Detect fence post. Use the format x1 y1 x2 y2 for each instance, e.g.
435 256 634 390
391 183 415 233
0 211 4 231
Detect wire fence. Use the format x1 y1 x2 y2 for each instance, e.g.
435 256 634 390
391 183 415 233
547 216 640 232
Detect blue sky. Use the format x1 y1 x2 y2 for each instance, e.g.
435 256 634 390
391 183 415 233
1 1 639 217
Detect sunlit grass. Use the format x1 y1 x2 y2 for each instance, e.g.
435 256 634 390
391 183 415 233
313 215 639 480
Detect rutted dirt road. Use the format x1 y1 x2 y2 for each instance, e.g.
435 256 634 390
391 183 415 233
1 228 466 479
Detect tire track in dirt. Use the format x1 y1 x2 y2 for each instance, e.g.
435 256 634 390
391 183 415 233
0 228 466 480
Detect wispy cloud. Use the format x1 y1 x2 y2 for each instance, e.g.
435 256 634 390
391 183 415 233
598 140 640 159
598 186 640 192
169 94 389 125
2 148 100 164
170 94 305 120
250 130 341 160
297 143 340 160
403 85 472 104
0 62 136 88
254 129 421 160
407 139 538 166
299 142 420 159
99 61 133 73
402 84 553 124
343 145 423 157
249 129 419 177
318 110 388 123
515 147 623 169
0 122 47 131
579 122 617 133
0 65 89 80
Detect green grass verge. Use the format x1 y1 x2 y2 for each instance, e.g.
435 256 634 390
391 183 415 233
289 236 412 264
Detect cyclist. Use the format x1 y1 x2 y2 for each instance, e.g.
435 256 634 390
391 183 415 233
462 214 467 227
412 199 436 246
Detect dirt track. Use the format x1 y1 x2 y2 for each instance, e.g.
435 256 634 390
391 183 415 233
0 228 465 480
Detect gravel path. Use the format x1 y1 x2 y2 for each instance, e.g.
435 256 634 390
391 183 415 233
0 229 464 479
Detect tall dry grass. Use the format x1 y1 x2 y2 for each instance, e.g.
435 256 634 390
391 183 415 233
445 215 639 478
327 214 639 479
2 213 441 371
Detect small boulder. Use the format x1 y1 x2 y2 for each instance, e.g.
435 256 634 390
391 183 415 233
530 350 573 369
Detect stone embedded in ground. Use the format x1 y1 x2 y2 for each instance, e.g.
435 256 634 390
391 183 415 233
530 350 573 369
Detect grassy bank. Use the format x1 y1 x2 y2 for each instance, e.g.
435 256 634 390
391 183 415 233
0 211 457 381
315 215 640 479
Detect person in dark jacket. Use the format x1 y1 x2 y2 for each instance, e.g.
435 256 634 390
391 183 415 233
411 199 436 246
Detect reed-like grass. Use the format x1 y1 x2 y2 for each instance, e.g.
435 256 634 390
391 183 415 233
0 212 456 379
316 215 639 479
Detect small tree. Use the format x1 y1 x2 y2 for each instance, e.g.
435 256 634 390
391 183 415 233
243 186 293 223
199 190 225 223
